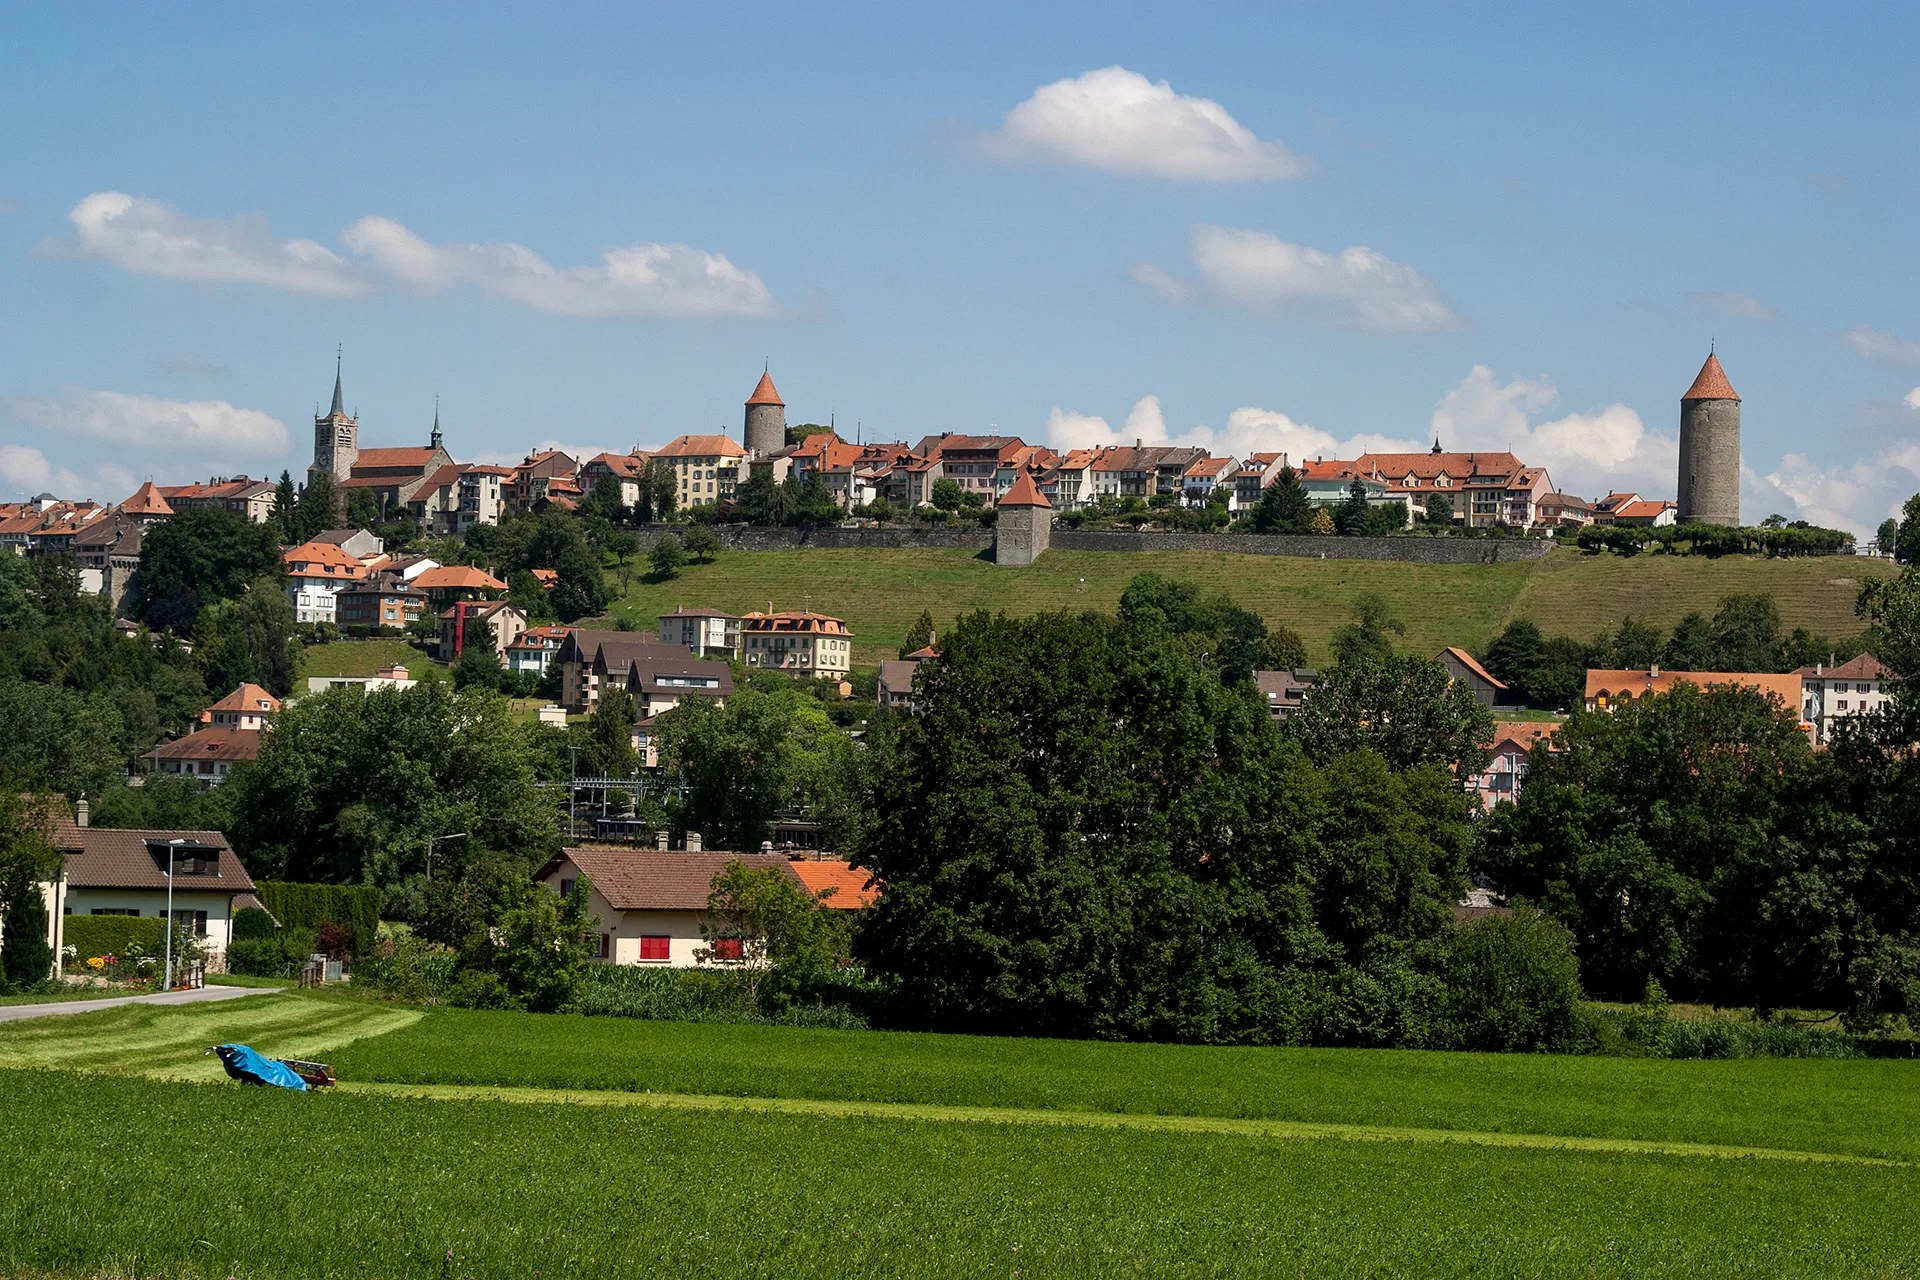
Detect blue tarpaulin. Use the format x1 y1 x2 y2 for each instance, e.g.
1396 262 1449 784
214 1043 308 1090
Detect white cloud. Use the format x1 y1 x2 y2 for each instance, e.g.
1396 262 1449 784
342 216 775 319
0 389 289 453
984 66 1311 181
1906 387 1920 409
1429 365 1674 499
1134 225 1463 333
49 192 367 296
1685 290 1781 321
1042 394 1419 463
0 445 136 503
46 193 778 319
1839 326 1920 366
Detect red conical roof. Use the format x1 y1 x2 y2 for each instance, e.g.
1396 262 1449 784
121 481 174 517
999 471 1051 508
1682 353 1740 402
746 371 784 406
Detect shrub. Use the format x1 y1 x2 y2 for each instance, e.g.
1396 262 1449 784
62 915 164 964
254 882 380 952
226 927 316 978
231 907 276 941
576 965 873 1029
353 934 458 1004
1445 909 1584 1052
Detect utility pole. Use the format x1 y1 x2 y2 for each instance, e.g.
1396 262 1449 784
163 841 177 990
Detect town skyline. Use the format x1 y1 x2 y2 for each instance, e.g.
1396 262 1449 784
1 4 1914 533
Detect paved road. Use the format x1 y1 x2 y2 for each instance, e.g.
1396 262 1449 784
0 984 282 1023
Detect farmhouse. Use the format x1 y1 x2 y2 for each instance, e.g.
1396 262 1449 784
60 825 258 963
534 845 873 966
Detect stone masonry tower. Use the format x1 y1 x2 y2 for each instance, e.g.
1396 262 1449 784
994 471 1053 567
312 352 359 482
1677 351 1741 527
744 369 786 457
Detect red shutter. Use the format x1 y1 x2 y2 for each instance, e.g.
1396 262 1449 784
712 937 743 961
639 935 670 961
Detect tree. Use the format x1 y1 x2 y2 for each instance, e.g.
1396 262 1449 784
1252 466 1311 534
700 859 851 1009
456 876 597 1012
271 471 299 541
1335 478 1372 536
452 643 505 693
1308 508 1337 536
901 609 936 658
640 459 678 523
1425 493 1454 526
346 488 383 533
134 506 285 635
298 472 338 539
683 525 720 563
1598 616 1665 670
930 478 965 512
1329 594 1404 667
649 535 684 580
580 685 639 778
201 576 299 697
0 793 61 990
1483 621 1545 696
733 467 788 526
1260 626 1308 672
1876 517 1899 557
507 569 557 624
1290 652 1496 777
223 682 562 897
605 529 639 567
1704 593 1785 672
580 473 626 524
1897 494 1920 566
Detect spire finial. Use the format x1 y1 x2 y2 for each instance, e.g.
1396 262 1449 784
329 346 345 418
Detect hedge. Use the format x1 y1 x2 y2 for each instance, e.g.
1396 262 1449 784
63 915 165 963
254 882 380 946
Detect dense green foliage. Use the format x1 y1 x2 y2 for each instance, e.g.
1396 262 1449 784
1577 520 1854 558
58 913 165 964
134 504 285 635
254 882 382 948
8 1066 1918 1280
576 966 872 1029
224 683 563 912
855 604 1549 1046
1481 593 1860 709
0 793 61 989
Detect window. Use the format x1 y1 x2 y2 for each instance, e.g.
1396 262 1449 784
640 935 670 962
711 937 744 961
559 878 576 899
1839 700 1850 711
172 909 208 937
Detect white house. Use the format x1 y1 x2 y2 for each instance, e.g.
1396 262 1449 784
534 845 873 966
283 539 371 624
59 826 258 966
658 608 740 660
1796 653 1895 746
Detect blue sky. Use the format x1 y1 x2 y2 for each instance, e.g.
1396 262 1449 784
2 2 1915 530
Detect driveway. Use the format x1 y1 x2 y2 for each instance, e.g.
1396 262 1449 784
0 984 283 1024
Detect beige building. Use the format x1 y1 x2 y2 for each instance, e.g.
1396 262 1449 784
1795 654 1894 745
740 610 854 678
437 600 527 664
59 826 259 966
653 434 745 508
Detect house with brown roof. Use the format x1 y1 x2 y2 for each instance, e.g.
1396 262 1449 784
1795 653 1895 745
71 511 144 608
119 481 175 524
336 578 428 630
1537 492 1595 529
144 683 280 786
1253 668 1320 720
558 629 690 712
159 476 277 524
878 644 939 713
740 610 854 680
437 599 527 664
283 539 372 623
1469 721 1562 810
1437 647 1515 708
534 845 873 966
1228 453 1290 511
580 452 651 509
341 439 457 515
60 825 258 964
506 624 574 677
1590 492 1677 527
1351 446 1553 529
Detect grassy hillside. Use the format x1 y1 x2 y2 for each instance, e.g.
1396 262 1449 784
603 546 1892 666
2 997 1917 1277
301 638 439 679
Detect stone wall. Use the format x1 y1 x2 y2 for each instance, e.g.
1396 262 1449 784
636 524 1552 564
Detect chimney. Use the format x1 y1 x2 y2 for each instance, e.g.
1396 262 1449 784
760 841 774 852
1650 664 1661 678
75 798 89 828
653 829 669 851
685 830 703 853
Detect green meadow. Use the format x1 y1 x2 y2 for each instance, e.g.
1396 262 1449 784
603 545 1887 666
1 993 1915 1277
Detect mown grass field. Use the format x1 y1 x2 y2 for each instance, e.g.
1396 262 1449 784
2 993 1917 1277
301 637 439 679
603 546 1890 666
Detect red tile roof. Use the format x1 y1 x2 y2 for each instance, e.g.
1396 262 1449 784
413 565 508 591
746 371 785 406
788 859 879 909
653 434 745 458
353 447 442 469
205 684 281 716
284 541 370 580
146 727 266 764
120 481 174 517
740 610 852 635
1682 353 1740 402
998 471 1051 508
1794 653 1894 681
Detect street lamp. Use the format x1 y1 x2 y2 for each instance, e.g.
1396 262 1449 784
425 832 469 882
163 840 180 990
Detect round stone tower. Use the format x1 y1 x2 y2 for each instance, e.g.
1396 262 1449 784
1677 351 1741 527
744 370 786 457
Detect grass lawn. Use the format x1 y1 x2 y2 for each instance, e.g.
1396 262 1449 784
301 637 439 679
602 546 1890 666
4 996 1916 1276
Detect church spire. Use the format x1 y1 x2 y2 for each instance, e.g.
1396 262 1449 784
329 346 345 418
430 396 442 450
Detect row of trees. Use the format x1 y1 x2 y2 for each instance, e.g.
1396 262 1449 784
1576 520 1854 558
1250 467 1425 538
1480 593 1862 709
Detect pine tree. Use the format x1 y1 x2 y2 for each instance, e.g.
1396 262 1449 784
1253 466 1312 534
298 472 337 540
271 471 299 541
901 609 936 657
1309 508 1336 536
1336 477 1372 536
